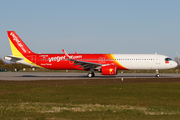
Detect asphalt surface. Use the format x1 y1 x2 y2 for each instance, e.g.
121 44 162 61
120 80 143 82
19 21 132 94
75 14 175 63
0 72 180 81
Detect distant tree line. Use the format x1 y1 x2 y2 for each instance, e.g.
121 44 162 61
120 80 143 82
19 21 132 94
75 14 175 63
0 59 32 72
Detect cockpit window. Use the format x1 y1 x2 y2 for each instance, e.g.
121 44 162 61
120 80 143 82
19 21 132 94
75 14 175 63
165 58 172 61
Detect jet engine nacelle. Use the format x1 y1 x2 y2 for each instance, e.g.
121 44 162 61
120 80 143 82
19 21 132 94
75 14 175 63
101 65 117 75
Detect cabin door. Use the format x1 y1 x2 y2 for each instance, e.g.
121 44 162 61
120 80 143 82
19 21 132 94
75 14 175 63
155 55 160 64
27 55 36 64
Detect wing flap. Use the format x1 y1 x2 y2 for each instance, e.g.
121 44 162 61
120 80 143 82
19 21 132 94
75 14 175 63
74 60 101 70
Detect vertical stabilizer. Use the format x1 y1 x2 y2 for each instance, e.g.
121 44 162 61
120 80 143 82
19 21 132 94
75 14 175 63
7 31 34 57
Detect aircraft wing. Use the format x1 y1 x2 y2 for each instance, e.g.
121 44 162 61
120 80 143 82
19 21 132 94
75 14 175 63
62 49 103 70
72 59 101 70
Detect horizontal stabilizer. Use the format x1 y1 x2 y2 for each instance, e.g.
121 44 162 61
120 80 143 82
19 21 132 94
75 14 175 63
4 55 24 62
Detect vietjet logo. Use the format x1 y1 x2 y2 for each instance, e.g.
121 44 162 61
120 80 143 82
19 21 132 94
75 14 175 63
48 55 82 62
10 32 27 53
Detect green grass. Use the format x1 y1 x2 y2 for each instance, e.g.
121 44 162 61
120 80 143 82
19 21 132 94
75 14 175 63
0 80 180 119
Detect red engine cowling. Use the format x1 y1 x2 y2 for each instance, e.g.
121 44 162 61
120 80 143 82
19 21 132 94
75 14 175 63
101 65 117 75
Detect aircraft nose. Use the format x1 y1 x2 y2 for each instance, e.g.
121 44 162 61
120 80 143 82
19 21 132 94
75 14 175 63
172 61 178 68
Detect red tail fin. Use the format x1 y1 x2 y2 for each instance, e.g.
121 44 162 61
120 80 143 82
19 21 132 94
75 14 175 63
7 31 34 56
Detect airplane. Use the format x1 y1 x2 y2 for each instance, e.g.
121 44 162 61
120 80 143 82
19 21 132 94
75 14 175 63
4 31 177 77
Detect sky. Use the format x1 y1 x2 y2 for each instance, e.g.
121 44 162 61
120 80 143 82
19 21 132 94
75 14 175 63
0 0 180 59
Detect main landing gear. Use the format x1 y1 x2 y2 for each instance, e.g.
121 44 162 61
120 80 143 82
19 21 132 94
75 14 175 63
87 68 95 78
156 69 160 77
87 72 95 78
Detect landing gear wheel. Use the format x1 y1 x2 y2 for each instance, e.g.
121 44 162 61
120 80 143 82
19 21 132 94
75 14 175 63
87 73 93 78
156 74 160 77
87 72 95 78
92 72 95 77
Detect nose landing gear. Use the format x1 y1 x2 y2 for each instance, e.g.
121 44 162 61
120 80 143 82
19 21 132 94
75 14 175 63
156 70 160 77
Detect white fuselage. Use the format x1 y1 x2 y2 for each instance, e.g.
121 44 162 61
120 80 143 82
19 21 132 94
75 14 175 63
114 54 177 70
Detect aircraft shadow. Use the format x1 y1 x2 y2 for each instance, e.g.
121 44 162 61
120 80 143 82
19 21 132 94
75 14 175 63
19 75 171 78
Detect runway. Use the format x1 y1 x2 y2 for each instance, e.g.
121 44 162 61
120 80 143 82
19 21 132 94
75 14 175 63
0 72 180 81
